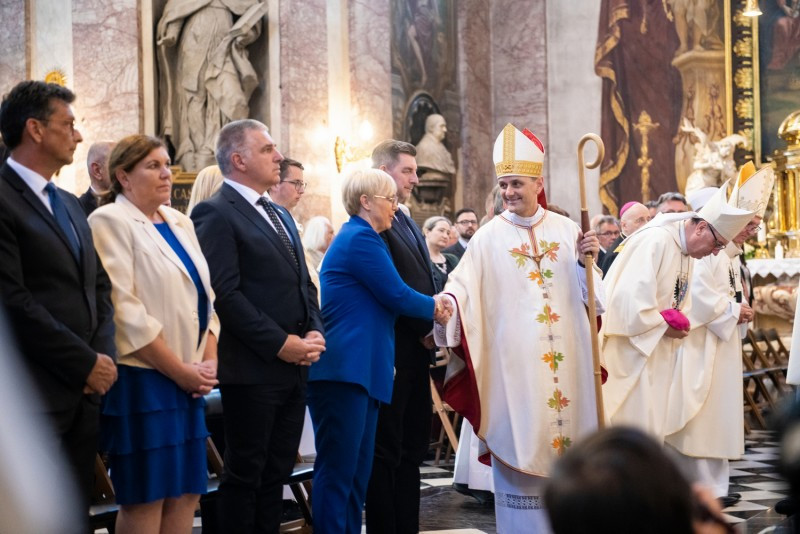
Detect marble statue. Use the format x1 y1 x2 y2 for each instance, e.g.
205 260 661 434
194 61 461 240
666 0 723 55
415 114 456 175
157 0 266 171
681 119 746 195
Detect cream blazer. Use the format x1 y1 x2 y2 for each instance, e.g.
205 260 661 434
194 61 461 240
88 194 220 368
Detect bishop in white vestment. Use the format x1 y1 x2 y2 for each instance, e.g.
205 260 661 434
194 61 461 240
435 124 604 533
665 164 774 498
602 186 755 444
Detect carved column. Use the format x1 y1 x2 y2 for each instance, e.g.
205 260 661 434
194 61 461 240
672 50 728 193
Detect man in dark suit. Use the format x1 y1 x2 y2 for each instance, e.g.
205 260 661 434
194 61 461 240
444 208 479 260
191 119 325 533
366 140 438 533
0 81 117 522
78 140 114 215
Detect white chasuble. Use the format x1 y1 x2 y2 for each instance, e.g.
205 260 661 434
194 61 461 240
437 208 603 476
790 288 800 385
601 220 693 443
664 247 744 459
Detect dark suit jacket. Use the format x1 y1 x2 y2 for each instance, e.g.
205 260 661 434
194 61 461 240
600 234 625 276
443 241 465 260
381 211 437 369
0 163 116 412
78 187 98 216
191 183 323 385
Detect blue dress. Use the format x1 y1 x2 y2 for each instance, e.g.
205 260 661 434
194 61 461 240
100 222 210 505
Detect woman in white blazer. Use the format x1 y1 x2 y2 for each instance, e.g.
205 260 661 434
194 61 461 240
88 135 219 534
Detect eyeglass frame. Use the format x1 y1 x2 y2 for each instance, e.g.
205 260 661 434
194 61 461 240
455 219 479 226
707 224 726 251
598 230 621 238
281 179 307 192
373 194 399 207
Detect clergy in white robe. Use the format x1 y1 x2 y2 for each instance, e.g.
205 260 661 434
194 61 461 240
665 164 773 498
602 185 755 445
435 124 604 533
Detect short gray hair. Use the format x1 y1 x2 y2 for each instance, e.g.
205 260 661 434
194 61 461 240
216 119 269 176
593 215 619 233
341 168 396 216
302 216 333 252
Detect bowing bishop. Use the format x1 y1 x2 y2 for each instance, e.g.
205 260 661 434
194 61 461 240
664 163 774 501
435 123 605 533
601 185 755 443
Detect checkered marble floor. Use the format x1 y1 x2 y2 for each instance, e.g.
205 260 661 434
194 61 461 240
414 429 795 533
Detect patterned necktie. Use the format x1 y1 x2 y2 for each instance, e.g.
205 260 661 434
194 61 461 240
256 198 298 268
44 182 81 261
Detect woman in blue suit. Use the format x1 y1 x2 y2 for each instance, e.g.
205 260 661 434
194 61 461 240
308 168 450 533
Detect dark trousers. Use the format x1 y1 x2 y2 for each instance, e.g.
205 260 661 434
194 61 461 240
307 381 380 534
217 380 306 534
365 363 431 534
47 395 99 531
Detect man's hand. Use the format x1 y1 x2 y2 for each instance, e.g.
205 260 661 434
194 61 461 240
303 331 326 363
278 334 326 366
738 301 754 324
577 230 600 260
420 334 436 350
85 353 117 395
664 325 690 339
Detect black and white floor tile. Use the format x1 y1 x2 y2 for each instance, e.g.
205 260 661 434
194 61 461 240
410 430 796 533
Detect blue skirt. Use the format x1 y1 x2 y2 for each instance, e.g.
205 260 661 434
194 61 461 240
101 365 209 505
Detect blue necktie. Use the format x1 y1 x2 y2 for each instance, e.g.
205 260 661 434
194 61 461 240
44 182 81 261
394 212 417 244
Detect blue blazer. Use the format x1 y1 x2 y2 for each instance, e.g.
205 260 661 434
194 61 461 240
310 215 434 403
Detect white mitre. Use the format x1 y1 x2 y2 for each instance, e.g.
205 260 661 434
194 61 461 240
686 187 718 211
696 180 755 241
728 161 775 218
492 123 544 178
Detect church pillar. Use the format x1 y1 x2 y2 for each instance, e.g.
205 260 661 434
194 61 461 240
672 49 728 193
277 0 331 224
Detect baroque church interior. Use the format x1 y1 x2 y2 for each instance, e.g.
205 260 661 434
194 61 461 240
2 0 800 533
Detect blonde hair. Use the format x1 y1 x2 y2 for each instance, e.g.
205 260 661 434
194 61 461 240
187 165 224 215
341 168 396 216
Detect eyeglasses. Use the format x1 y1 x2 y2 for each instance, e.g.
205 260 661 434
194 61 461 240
38 117 77 133
598 230 621 238
282 180 307 192
707 224 726 251
745 222 762 233
373 195 399 207
456 219 479 226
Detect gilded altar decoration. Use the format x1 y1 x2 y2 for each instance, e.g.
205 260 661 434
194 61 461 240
44 69 67 86
634 111 659 201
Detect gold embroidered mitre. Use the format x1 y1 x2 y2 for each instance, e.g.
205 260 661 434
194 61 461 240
728 161 775 218
697 180 756 241
493 123 544 179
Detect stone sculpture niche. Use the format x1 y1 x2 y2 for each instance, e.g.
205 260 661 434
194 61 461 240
157 0 267 171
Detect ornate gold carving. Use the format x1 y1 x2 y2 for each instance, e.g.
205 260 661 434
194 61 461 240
735 97 754 120
733 10 750 27
733 37 752 57
494 161 543 178
44 69 67 86
734 68 752 89
503 123 515 163
634 110 659 202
